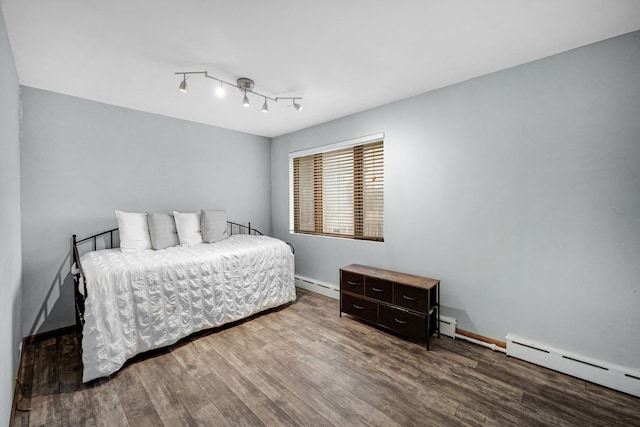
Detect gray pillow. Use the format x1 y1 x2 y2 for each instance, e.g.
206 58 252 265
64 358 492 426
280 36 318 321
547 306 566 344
146 212 179 250
201 209 229 243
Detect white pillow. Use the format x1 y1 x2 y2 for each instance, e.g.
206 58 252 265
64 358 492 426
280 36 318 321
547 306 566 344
115 210 152 252
173 211 203 246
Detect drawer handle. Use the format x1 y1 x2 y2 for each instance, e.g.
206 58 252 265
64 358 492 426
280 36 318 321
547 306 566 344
402 294 417 301
371 287 384 292
352 304 364 310
346 281 359 286
394 317 408 325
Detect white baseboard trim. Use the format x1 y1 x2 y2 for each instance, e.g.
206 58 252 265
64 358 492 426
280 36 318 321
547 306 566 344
295 275 340 299
506 334 640 397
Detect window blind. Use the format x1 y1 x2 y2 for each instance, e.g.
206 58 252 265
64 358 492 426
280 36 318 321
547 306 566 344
291 139 383 241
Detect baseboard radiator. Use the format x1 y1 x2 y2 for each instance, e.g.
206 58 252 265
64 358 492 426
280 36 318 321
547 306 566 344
438 315 457 338
295 275 340 299
506 334 640 398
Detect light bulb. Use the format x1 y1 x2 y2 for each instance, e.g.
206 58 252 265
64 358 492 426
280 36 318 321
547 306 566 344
262 98 269 113
215 82 225 97
293 101 302 111
242 91 250 107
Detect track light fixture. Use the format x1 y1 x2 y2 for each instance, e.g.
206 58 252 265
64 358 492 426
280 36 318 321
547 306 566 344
242 91 250 107
174 70 303 112
178 74 188 93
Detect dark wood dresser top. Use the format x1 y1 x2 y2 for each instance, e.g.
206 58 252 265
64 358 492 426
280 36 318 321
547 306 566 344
340 264 440 291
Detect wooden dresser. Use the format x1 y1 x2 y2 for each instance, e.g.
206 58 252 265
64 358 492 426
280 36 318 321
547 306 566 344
339 264 440 349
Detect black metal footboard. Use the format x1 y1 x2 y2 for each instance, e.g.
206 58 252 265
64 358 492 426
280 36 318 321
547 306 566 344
72 228 118 332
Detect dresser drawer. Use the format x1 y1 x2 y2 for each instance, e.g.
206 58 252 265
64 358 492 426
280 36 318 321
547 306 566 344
341 293 378 323
364 277 392 303
341 270 365 295
394 283 428 313
379 304 425 341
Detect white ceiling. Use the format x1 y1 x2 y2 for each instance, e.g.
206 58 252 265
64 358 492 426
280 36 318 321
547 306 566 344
3 1 640 138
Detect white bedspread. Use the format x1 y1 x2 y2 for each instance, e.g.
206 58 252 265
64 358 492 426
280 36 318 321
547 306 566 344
79 234 295 382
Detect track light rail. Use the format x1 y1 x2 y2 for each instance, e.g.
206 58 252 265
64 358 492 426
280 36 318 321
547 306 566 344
174 70 303 110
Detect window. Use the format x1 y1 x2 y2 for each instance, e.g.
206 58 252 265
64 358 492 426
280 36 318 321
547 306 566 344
289 134 384 241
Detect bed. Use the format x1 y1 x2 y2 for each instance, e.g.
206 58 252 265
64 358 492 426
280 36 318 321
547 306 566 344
72 221 295 383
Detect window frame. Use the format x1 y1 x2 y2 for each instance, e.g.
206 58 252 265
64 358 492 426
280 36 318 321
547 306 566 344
288 132 384 242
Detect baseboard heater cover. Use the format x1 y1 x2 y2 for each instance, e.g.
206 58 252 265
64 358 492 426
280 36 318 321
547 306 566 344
506 334 640 398
438 315 457 338
295 275 340 299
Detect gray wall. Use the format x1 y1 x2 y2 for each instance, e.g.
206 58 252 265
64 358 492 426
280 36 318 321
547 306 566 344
271 32 640 369
0 6 22 423
20 87 272 336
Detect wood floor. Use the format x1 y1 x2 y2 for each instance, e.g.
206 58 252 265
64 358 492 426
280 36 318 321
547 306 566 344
12 288 640 426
